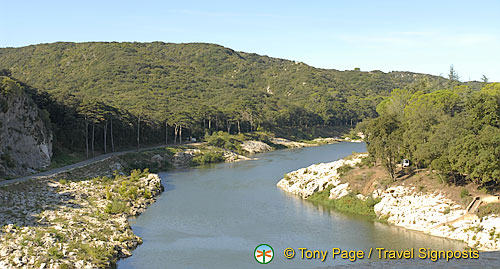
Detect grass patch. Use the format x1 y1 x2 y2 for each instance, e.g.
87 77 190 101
47 246 63 259
477 203 500 218
47 149 85 170
307 187 379 217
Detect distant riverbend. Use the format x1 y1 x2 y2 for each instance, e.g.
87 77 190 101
118 142 472 268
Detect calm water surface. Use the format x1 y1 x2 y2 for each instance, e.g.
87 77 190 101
118 142 489 268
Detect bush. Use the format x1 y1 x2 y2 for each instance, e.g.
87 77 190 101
337 164 354 176
360 155 375 168
205 131 243 152
104 200 128 214
143 189 152 199
460 188 470 198
192 151 224 165
443 207 451 214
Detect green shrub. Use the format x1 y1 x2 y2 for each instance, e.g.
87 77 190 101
47 246 63 259
126 186 138 199
143 189 152 199
130 168 148 181
192 151 224 165
205 131 243 152
460 188 470 198
337 164 353 176
78 243 114 264
307 187 377 217
443 207 451 214
104 200 128 214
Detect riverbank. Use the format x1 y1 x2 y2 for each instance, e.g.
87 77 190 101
0 169 163 268
277 154 500 252
0 134 343 267
1 130 349 185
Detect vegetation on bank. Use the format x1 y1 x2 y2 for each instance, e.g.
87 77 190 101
0 169 163 268
477 203 500 219
361 82 500 190
307 186 380 217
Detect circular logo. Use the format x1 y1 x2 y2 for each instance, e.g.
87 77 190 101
254 244 274 264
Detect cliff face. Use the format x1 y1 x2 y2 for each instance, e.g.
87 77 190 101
0 76 52 177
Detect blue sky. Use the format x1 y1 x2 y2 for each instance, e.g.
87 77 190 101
2 0 499 81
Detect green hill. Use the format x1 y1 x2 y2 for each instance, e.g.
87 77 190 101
0 42 452 154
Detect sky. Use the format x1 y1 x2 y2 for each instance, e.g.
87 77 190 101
1 0 499 81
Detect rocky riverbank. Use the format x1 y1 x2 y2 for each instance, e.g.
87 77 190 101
0 170 163 268
0 135 343 267
277 154 500 251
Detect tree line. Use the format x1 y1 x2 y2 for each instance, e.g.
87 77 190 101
0 42 480 157
362 80 500 187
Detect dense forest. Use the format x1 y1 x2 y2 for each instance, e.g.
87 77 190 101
0 42 478 158
362 82 500 187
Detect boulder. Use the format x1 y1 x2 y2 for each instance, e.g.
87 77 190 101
329 183 350 199
240 140 272 154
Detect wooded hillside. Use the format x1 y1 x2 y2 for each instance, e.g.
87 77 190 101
0 42 459 156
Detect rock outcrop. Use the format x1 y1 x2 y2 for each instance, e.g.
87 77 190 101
0 76 52 177
240 140 272 154
373 186 500 251
276 154 366 198
270 137 312 148
172 149 200 167
278 154 500 251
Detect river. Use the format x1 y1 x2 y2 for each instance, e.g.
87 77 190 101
118 142 488 268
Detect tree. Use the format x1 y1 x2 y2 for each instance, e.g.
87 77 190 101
449 126 500 184
0 42 452 156
363 114 402 181
448 65 460 89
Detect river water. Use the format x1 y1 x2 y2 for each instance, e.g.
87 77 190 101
118 142 495 268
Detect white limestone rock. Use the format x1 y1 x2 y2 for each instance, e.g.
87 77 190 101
240 140 272 154
276 154 367 198
329 183 350 199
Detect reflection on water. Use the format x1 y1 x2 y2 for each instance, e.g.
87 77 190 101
118 142 489 269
